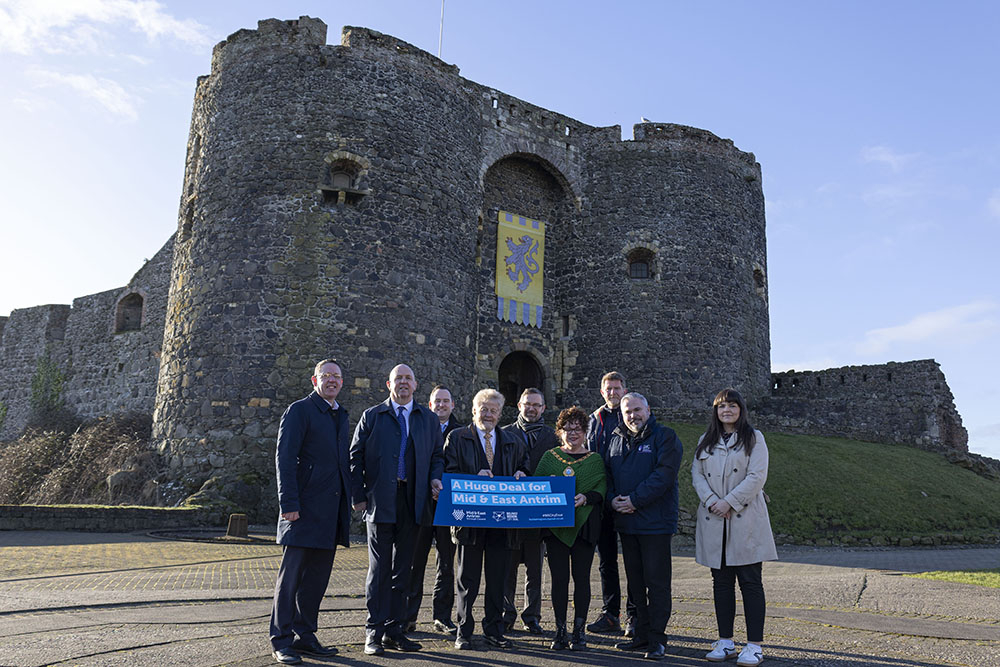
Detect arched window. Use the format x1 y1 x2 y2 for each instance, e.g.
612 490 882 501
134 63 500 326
114 293 143 333
497 351 544 409
627 248 655 280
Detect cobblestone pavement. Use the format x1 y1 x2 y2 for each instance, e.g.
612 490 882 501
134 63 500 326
0 530 997 666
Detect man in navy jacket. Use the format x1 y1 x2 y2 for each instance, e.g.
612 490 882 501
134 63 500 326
605 392 683 661
270 359 352 665
350 364 445 655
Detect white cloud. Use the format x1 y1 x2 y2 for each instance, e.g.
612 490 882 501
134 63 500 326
861 145 919 172
857 301 999 355
0 0 210 54
28 67 139 120
988 189 1000 219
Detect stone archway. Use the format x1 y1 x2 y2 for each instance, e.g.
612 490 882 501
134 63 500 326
497 351 544 409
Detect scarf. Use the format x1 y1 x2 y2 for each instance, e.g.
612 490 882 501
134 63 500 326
516 414 545 448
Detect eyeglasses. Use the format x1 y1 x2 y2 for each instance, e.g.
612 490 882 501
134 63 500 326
560 425 584 433
316 373 342 381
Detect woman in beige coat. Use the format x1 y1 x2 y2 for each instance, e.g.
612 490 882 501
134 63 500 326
691 388 776 666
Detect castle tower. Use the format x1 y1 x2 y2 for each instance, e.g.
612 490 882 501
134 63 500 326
154 17 770 514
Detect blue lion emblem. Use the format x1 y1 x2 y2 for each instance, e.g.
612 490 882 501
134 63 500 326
504 235 540 292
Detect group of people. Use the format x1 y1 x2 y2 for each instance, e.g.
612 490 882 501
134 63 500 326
268 361 776 667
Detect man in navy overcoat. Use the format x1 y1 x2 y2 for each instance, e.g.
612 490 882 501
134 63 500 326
350 364 445 654
269 359 352 665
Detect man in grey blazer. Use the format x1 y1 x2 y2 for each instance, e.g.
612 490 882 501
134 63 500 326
350 364 445 655
270 359 352 665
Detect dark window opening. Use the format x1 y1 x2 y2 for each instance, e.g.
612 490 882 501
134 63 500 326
115 293 143 333
498 351 544 411
627 248 655 280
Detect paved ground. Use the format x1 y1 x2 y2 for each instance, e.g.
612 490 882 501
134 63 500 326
0 528 997 666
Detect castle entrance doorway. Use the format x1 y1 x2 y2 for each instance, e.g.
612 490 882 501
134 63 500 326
498 352 544 409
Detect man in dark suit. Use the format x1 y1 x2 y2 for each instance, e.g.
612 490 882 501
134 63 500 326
444 388 530 650
500 387 558 634
269 359 352 665
605 392 683 661
350 364 445 655
404 385 464 634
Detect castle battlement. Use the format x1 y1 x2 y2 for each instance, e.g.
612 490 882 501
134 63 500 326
211 16 328 74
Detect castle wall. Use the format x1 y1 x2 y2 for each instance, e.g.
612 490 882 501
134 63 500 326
61 238 173 420
757 360 968 452
0 305 70 439
571 124 770 415
0 239 172 440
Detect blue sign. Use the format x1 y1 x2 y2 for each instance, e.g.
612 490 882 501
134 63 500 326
434 473 576 528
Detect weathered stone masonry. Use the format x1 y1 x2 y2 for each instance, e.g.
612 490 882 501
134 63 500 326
0 17 970 516
760 360 967 453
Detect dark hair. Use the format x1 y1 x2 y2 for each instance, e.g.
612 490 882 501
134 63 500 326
555 406 588 433
695 388 756 458
519 387 544 401
430 384 452 397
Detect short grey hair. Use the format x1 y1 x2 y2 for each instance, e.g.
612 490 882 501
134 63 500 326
621 392 648 408
471 388 504 414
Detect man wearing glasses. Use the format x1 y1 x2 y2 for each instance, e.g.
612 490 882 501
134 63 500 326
500 387 558 635
270 359 352 665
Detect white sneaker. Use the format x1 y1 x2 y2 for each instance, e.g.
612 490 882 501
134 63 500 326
736 643 763 666
705 639 738 662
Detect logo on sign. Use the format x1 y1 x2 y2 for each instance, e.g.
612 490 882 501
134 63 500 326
492 511 506 522
452 509 465 521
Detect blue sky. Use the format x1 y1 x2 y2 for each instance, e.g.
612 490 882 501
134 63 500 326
1 1 998 457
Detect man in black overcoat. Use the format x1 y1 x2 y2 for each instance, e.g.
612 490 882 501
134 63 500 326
404 384 464 634
500 387 558 634
269 359 352 665
445 388 530 650
350 364 445 655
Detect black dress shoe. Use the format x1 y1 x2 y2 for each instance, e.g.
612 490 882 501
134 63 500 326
523 619 543 635
383 633 422 652
455 635 473 650
644 643 665 660
587 613 621 634
616 638 649 652
363 633 384 656
271 647 302 665
434 618 458 634
484 634 513 649
290 639 337 657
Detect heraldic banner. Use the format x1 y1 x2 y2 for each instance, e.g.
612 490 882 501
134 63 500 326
495 210 545 328
433 473 574 528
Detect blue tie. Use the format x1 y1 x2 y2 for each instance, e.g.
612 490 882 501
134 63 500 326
397 406 408 481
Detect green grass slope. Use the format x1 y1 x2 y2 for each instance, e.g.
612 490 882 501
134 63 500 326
668 423 1000 545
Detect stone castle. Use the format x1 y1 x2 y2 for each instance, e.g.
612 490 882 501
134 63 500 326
0 18 967 514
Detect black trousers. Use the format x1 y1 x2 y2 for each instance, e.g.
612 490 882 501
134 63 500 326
364 483 417 636
545 535 595 625
503 535 544 624
406 523 456 623
269 545 335 650
596 511 635 619
455 530 511 639
712 562 765 643
620 532 672 647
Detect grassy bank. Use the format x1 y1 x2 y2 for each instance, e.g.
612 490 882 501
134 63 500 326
669 423 1000 545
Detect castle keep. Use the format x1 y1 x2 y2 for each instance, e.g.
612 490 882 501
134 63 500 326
0 18 967 514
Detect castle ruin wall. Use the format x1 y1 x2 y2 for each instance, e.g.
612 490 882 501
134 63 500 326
757 360 968 453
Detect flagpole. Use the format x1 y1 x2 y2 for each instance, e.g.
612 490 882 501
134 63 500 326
438 0 445 58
